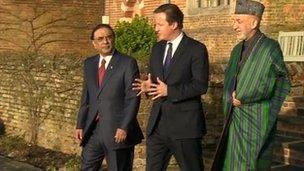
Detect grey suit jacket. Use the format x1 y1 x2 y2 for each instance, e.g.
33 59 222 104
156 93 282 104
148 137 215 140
77 50 144 149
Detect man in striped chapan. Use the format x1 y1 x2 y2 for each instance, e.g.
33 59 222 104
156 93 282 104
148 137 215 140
211 0 291 170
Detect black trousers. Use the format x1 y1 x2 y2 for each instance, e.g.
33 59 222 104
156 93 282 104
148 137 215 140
81 124 134 171
146 113 204 171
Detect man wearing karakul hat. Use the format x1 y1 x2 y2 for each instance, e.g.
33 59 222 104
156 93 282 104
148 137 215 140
211 0 291 170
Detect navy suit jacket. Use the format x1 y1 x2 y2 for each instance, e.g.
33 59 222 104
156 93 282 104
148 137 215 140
147 34 209 139
77 50 144 149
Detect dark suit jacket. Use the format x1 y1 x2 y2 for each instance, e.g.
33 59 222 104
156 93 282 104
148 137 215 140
147 34 209 139
76 50 144 149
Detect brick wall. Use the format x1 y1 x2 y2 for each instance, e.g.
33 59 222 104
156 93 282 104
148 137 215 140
0 0 303 169
263 0 304 38
103 0 304 168
0 52 152 168
0 0 104 56
185 0 304 62
0 55 301 169
105 0 304 62
281 62 304 115
0 53 83 154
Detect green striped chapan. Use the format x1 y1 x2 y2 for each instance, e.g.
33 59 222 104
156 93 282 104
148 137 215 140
221 34 291 171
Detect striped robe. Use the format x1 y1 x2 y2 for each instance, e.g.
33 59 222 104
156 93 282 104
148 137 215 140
222 34 291 170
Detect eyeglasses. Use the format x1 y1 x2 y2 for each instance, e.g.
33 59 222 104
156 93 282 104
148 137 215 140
93 35 114 43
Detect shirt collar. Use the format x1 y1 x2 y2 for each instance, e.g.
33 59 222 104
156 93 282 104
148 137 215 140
99 50 114 60
99 51 114 68
167 32 183 46
100 54 112 60
243 29 262 48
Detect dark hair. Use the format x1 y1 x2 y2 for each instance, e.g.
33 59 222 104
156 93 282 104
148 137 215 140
153 3 184 29
90 24 115 40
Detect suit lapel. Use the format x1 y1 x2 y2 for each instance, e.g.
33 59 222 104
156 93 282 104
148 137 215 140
91 55 100 91
97 50 120 95
154 41 166 81
164 35 187 80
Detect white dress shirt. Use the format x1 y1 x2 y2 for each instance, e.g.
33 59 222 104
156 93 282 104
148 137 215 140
163 32 184 65
99 54 112 69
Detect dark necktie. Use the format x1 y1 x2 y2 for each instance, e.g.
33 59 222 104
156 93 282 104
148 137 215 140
98 59 106 86
164 42 172 74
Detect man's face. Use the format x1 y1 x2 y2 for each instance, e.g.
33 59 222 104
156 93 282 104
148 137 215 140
233 14 257 41
153 12 176 41
92 27 114 56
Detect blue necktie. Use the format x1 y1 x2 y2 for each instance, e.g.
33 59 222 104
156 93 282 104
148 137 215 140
164 42 172 74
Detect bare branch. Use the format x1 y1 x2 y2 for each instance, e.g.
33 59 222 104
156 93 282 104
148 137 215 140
34 18 68 31
0 27 32 37
0 7 26 22
36 39 72 52
32 9 48 21
33 31 62 42
0 38 26 50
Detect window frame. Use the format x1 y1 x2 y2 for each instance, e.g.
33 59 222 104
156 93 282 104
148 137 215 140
187 0 231 15
278 31 304 62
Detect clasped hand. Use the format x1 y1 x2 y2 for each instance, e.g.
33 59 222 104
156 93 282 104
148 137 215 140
232 91 241 107
132 73 167 100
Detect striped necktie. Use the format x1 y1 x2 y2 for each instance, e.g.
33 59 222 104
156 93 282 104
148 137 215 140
98 59 106 86
164 42 172 74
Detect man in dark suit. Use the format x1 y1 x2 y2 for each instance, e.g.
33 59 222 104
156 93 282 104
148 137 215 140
75 24 144 171
133 4 209 171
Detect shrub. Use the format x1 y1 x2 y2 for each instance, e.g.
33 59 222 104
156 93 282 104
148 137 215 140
115 15 157 63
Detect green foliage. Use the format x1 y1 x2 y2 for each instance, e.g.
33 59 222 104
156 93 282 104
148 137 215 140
115 16 156 62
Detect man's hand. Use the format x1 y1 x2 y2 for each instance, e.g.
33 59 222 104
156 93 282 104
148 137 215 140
75 129 83 141
148 77 167 100
132 73 152 96
232 91 241 107
114 128 127 143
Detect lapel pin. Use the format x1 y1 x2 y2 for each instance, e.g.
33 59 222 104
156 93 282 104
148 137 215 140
110 66 113 69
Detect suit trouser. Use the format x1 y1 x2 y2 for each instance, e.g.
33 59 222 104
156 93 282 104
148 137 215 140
146 112 204 171
81 123 134 171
